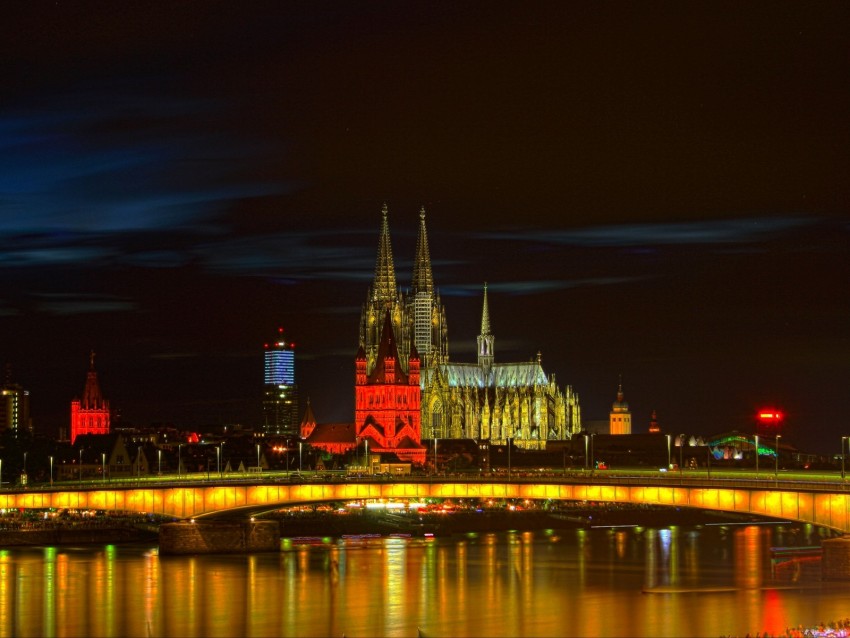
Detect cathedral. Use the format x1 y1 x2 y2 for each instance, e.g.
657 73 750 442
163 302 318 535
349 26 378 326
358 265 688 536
358 204 581 451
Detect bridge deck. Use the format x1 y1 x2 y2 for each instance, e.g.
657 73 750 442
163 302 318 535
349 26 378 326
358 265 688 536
2 475 849 532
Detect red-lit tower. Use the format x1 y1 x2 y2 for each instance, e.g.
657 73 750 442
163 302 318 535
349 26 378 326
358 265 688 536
354 311 425 464
70 351 110 444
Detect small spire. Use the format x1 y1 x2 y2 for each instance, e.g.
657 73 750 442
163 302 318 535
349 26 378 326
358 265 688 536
481 282 491 335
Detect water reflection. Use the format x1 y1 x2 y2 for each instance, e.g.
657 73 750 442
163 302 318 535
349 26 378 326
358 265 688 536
0 523 846 637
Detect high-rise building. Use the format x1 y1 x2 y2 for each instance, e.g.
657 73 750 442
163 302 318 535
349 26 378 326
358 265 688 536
0 367 32 435
70 351 110 444
262 327 298 436
609 379 632 435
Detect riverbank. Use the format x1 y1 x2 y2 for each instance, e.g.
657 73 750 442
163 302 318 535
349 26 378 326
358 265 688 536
273 504 764 538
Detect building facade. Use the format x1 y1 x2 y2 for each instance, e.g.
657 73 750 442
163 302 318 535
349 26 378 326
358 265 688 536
262 327 299 437
0 379 31 435
70 352 110 444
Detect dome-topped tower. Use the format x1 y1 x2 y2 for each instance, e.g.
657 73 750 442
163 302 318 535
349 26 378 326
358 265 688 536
609 377 632 435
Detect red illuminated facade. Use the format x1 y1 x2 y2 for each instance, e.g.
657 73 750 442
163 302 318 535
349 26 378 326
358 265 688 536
70 352 111 444
354 311 425 464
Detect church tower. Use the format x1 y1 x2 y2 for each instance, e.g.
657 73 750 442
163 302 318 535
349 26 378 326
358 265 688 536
609 378 631 435
355 311 424 464
359 204 405 375
70 351 111 444
476 283 494 371
406 206 448 369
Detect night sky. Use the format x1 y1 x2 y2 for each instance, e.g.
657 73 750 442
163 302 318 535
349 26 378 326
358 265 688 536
2 2 848 452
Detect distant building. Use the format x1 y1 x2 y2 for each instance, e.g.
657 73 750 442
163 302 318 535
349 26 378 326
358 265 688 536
648 409 660 434
609 380 631 435
0 367 31 435
70 352 111 444
262 327 299 437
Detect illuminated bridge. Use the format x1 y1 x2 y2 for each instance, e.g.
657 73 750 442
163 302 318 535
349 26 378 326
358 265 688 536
3 474 850 532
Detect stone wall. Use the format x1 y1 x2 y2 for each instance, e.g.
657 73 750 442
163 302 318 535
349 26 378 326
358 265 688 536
159 520 280 555
821 536 850 581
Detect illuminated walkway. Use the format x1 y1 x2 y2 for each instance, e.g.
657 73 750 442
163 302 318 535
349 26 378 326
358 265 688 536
2 475 850 532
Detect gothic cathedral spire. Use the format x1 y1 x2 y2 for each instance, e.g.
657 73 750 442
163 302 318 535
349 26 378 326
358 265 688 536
411 206 434 296
371 203 397 305
477 283 494 370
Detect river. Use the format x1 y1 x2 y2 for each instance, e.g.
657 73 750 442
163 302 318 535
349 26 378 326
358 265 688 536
0 520 847 637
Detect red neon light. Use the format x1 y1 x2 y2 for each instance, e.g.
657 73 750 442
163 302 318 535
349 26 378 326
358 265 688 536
757 410 783 422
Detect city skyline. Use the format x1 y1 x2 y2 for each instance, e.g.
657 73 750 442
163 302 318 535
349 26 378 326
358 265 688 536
1 3 848 452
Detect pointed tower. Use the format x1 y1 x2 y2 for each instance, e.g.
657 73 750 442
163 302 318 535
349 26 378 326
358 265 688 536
477 283 495 371
360 204 404 375
406 206 448 369
355 311 423 463
609 377 631 435
70 351 111 444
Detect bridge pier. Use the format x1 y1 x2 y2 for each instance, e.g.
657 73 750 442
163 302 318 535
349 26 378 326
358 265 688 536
159 519 280 555
821 536 850 581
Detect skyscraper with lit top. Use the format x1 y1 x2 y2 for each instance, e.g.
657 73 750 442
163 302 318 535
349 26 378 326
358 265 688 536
263 327 298 436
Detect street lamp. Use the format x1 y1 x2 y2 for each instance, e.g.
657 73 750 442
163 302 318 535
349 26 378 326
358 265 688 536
158 449 162 476
754 434 759 476
590 433 596 471
49 455 54 487
584 434 589 471
257 443 261 472
299 441 303 473
216 446 221 477
433 438 438 476
102 452 106 482
665 434 671 470
842 436 848 481
774 434 781 479
679 434 685 475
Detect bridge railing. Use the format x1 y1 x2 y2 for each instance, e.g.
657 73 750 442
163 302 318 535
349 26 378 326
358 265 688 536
5 470 850 495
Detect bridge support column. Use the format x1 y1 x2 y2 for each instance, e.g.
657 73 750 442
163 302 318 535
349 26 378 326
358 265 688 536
822 536 850 581
159 519 280 555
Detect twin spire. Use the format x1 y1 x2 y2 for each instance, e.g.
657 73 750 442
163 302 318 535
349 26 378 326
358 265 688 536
411 206 434 296
371 203 398 304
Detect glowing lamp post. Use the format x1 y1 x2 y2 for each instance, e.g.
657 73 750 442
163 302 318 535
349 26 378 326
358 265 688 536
842 436 848 481
665 434 671 470
584 434 589 471
158 449 162 476
754 435 759 476
257 444 261 472
102 453 106 482
299 441 303 473
50 455 54 487
679 434 685 475
775 434 781 479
